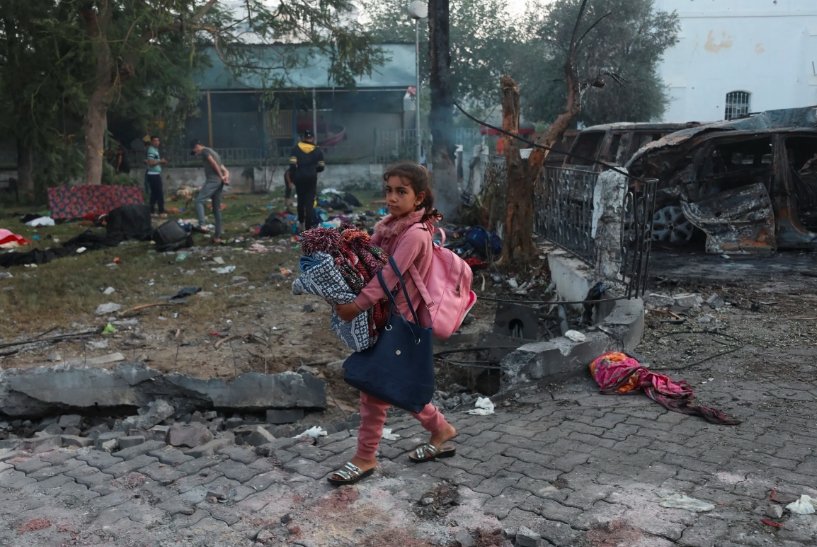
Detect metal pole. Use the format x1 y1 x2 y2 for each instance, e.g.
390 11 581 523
415 19 422 164
312 88 318 145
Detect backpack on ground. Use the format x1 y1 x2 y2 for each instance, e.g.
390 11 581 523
407 225 477 340
259 213 287 237
153 219 193 252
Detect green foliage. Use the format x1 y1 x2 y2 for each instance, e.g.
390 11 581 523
0 0 382 194
515 0 680 126
360 0 522 110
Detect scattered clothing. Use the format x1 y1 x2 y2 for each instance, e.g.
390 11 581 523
0 229 30 249
589 351 740 425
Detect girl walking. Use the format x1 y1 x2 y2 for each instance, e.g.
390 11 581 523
330 162 457 486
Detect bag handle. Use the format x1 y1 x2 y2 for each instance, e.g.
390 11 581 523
376 256 422 327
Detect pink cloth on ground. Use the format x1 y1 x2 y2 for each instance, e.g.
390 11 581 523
589 351 740 425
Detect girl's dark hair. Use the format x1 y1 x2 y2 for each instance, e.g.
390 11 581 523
382 161 442 222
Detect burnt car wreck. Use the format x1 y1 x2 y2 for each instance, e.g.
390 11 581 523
626 106 817 253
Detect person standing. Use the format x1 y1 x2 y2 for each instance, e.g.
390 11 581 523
329 162 457 486
145 135 168 216
191 139 230 244
288 129 325 232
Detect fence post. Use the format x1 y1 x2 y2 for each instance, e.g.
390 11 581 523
592 169 628 280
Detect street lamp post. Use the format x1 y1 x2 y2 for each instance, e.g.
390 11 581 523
408 1 427 165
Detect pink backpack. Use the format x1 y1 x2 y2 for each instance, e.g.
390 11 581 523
408 225 477 340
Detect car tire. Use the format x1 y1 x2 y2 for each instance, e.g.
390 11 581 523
651 205 696 244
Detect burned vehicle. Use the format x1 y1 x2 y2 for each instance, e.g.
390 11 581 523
626 106 817 253
563 121 700 170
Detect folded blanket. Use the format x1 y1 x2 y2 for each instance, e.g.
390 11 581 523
292 252 375 351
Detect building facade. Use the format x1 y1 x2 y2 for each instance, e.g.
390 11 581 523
655 0 817 122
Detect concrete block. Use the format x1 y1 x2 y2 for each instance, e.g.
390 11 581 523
265 409 305 425
58 414 83 428
167 423 213 448
148 425 170 442
61 435 94 448
184 436 234 458
118 436 146 449
234 425 276 447
94 432 122 450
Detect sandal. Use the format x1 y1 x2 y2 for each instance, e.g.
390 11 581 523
327 462 375 486
408 443 456 463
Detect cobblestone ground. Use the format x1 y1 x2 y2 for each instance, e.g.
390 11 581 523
1 365 816 546
3 253 817 546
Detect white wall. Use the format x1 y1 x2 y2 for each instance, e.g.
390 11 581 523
654 0 817 122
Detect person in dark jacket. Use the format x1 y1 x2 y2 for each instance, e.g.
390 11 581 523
288 129 325 231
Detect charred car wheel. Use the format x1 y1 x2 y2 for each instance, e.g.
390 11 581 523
651 205 695 244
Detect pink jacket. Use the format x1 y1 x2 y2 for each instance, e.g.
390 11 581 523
353 212 433 327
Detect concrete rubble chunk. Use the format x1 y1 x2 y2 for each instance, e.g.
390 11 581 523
23 435 61 453
61 435 94 448
124 399 175 429
265 408 305 424
706 293 725 309
118 435 146 449
58 414 83 428
95 432 122 451
95 302 122 315
148 425 171 442
673 293 703 309
515 526 542 547
645 293 675 307
233 425 276 447
0 362 326 417
167 423 213 448
184 435 234 458
166 370 326 410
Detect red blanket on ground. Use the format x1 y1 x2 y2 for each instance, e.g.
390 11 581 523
48 185 143 220
589 351 740 425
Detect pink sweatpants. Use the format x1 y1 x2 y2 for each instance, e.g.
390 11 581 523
355 391 450 461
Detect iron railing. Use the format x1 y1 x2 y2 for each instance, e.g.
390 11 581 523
620 178 657 298
535 166 598 265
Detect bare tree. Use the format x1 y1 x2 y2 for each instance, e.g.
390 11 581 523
500 0 596 266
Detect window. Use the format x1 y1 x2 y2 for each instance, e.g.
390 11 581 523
724 91 751 120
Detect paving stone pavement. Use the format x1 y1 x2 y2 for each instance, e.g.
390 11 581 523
1 371 816 547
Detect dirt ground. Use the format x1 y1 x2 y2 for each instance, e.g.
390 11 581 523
3 221 817 420
0 228 504 417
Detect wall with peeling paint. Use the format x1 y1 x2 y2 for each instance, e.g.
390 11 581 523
654 0 817 122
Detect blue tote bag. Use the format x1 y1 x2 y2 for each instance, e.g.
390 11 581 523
342 257 435 413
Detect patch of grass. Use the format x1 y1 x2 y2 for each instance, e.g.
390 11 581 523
0 188 384 343
0 192 290 338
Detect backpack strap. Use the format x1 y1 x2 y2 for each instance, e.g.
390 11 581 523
378 256 422 326
406 224 441 313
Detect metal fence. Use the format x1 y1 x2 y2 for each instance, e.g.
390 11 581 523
535 166 599 265
528 164 656 297
620 178 657 298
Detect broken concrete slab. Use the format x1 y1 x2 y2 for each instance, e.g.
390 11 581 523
163 370 326 411
0 362 326 418
167 423 213 448
499 245 645 391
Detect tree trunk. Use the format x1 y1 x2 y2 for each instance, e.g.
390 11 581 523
81 4 115 186
428 0 458 220
499 1 590 269
16 139 35 202
500 76 535 266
